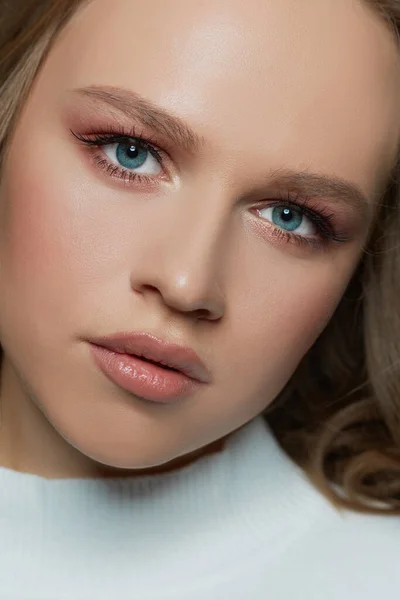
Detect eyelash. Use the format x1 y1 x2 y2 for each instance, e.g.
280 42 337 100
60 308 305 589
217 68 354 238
71 126 167 187
71 127 351 251
258 193 351 250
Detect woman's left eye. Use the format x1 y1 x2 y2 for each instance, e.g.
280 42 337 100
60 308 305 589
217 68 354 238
102 141 162 175
258 205 317 236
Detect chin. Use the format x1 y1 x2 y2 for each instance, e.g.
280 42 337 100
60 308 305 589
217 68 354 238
58 426 186 474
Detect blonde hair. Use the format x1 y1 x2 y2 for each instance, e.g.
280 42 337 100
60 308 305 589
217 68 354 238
1 0 400 514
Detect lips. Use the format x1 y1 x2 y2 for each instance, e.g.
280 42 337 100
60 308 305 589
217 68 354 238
88 331 211 383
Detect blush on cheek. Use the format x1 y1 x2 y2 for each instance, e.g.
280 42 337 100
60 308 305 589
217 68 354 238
0 135 89 353
239 267 353 399
1 164 62 287
273 290 340 393
280 273 350 353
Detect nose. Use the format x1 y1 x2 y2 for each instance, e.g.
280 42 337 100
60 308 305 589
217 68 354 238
129 199 228 321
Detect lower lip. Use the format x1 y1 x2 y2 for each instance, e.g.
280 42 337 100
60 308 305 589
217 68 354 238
89 344 199 403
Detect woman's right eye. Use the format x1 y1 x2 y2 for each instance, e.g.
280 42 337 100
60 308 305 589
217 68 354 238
102 141 162 176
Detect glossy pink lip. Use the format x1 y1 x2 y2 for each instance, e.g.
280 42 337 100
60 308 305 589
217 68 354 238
89 332 210 383
88 332 210 404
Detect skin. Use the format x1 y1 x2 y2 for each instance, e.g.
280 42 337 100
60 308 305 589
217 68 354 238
0 0 399 478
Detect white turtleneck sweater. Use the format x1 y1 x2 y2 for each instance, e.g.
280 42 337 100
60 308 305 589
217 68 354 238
0 415 398 600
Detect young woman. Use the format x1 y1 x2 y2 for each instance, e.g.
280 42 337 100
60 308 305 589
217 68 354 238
1 0 400 597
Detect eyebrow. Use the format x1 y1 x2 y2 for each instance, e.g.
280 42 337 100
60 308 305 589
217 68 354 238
265 169 373 218
71 85 373 217
71 85 204 154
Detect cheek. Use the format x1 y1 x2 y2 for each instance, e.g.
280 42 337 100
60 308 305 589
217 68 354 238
221 251 357 408
0 151 77 321
0 134 130 348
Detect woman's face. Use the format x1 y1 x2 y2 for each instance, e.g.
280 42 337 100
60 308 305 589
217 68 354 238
0 0 399 473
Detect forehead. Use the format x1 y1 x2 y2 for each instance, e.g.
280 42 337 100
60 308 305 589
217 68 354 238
35 0 400 194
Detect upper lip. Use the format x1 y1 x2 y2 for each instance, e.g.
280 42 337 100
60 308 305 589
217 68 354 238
89 331 211 383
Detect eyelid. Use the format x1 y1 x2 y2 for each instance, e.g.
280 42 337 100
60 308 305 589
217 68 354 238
83 133 165 166
71 128 166 159
70 115 179 158
250 195 353 249
255 194 336 232
70 128 178 183
71 132 171 192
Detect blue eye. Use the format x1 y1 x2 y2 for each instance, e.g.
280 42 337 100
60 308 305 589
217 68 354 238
272 207 303 232
259 205 316 237
116 142 148 170
103 140 162 175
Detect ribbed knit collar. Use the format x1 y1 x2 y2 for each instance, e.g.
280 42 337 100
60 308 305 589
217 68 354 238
0 416 327 598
